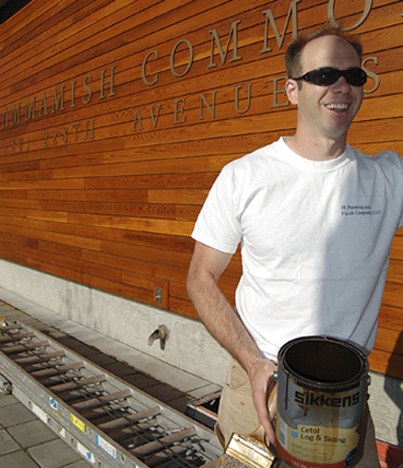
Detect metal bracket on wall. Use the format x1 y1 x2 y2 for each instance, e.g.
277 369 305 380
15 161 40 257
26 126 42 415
153 280 169 309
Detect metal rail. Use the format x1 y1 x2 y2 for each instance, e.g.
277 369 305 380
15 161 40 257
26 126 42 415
0 319 220 467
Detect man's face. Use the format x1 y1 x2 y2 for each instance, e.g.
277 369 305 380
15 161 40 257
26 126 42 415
287 35 364 141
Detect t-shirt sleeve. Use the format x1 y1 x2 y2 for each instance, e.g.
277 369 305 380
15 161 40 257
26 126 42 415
191 164 242 254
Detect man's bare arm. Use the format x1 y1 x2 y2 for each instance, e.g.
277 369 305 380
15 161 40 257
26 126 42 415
187 241 276 442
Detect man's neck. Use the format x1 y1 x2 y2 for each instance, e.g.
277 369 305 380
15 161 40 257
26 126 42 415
285 132 347 162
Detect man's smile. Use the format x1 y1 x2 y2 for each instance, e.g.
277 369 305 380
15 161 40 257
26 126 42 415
324 103 349 110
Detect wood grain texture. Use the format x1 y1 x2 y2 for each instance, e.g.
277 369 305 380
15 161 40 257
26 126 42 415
0 0 401 378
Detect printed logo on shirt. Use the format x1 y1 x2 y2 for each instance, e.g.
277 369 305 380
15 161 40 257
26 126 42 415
341 205 382 217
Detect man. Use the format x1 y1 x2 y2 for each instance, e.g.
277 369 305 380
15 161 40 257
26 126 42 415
187 24 403 467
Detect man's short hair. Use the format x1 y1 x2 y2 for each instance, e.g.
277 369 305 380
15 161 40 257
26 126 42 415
285 23 364 79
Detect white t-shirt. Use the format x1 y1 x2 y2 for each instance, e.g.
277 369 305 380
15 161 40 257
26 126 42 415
192 138 403 360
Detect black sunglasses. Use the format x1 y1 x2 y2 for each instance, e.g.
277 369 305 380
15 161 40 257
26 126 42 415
292 67 367 87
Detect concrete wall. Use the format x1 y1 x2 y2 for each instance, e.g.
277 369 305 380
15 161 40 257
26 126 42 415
0 259 230 385
0 259 401 448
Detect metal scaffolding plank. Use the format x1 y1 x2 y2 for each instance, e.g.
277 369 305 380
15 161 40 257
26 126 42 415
0 319 221 467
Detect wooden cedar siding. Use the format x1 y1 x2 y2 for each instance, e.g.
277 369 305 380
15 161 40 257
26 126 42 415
0 0 401 378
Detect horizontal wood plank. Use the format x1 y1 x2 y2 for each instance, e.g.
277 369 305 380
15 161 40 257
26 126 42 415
0 0 401 379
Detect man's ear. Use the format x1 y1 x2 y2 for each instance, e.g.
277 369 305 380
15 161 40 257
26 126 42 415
285 79 299 106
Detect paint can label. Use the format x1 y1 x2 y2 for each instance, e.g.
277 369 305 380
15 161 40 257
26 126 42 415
276 415 361 467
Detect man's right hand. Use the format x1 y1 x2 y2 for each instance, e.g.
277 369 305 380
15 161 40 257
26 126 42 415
247 357 278 445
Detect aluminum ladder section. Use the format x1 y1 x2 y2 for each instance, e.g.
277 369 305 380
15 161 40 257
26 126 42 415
0 319 221 467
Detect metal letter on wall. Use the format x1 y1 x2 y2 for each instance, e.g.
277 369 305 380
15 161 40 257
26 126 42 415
208 20 242 69
170 39 194 78
142 50 159 86
234 84 252 114
261 0 301 53
328 0 372 30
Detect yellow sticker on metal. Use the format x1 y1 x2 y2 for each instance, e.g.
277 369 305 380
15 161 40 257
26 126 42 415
70 414 87 433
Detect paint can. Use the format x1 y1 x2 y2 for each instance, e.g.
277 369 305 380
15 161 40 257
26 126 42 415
275 336 369 467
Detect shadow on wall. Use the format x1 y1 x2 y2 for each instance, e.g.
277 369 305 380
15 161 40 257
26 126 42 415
384 331 403 466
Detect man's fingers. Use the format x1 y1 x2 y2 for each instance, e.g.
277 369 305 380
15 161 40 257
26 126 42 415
249 359 278 444
255 389 275 443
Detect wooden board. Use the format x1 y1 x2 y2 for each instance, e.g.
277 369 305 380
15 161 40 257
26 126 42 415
0 0 401 378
